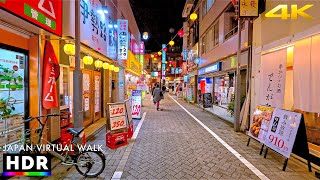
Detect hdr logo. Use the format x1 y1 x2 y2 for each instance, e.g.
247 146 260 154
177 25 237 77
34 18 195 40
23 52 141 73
2 154 51 176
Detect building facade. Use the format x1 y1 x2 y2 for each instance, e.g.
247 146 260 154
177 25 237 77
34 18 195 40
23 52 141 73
251 0 320 165
183 0 249 123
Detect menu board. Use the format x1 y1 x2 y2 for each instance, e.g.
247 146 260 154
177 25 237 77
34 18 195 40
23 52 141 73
107 103 127 131
264 109 301 158
109 116 126 131
109 104 125 118
248 106 275 143
203 93 213 108
131 90 142 119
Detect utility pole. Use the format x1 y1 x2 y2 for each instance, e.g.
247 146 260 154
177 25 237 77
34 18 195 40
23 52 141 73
234 17 242 132
246 20 254 130
160 60 162 88
73 0 83 128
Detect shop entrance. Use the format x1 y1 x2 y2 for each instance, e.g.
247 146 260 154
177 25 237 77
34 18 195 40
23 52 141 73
82 70 93 127
93 71 101 121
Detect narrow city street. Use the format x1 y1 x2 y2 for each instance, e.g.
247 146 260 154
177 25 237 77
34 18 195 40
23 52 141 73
47 94 316 180
1 0 320 179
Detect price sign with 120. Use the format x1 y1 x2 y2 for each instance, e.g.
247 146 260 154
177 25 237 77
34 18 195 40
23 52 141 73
109 104 125 117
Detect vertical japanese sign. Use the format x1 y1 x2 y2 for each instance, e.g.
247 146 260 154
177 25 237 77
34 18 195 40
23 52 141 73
140 42 145 55
0 0 62 36
248 106 275 143
183 46 188 61
108 24 117 60
80 0 108 55
260 49 286 108
139 42 144 66
42 41 60 109
264 109 301 158
131 90 142 119
239 0 259 17
162 44 166 77
117 19 129 60
162 44 166 63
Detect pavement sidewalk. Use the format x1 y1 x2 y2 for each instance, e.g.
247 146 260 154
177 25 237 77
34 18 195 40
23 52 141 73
44 94 317 179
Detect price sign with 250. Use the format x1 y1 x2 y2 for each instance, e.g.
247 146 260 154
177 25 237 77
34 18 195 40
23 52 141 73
110 116 126 131
109 104 125 117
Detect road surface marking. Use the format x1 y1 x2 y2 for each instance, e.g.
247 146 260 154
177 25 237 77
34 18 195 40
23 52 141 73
111 112 147 179
132 112 147 140
169 95 270 180
111 171 123 180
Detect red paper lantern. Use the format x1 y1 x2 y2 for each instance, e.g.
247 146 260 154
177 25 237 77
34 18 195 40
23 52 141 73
163 47 167 52
178 30 184 38
154 54 159 58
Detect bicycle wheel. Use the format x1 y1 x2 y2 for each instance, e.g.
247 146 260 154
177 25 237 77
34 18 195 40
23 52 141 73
75 151 105 177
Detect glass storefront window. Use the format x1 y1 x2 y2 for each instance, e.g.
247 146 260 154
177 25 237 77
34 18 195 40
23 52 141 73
213 74 234 108
0 48 27 156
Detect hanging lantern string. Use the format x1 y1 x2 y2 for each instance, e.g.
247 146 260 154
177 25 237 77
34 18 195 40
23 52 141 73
111 0 197 54
155 3 198 53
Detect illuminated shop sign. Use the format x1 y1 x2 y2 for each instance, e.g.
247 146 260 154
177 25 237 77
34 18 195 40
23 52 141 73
162 44 166 63
80 0 108 55
198 62 221 75
0 0 62 36
151 72 158 77
184 75 188 82
117 19 129 60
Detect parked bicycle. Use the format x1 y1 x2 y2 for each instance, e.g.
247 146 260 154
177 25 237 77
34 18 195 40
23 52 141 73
21 114 105 177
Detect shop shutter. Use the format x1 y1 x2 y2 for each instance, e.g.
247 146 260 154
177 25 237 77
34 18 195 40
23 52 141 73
0 19 35 38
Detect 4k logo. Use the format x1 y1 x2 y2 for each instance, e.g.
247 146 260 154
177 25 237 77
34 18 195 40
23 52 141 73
265 4 314 20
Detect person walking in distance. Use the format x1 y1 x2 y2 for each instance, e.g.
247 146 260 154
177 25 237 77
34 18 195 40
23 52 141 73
151 83 157 104
153 83 162 111
161 85 166 99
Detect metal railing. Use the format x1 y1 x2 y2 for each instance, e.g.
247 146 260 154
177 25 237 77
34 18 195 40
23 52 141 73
224 21 245 40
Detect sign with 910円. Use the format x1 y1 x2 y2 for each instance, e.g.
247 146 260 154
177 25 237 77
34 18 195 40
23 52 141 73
264 108 301 158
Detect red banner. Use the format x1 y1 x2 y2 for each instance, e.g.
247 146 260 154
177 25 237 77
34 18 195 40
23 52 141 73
42 40 60 109
0 0 62 36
